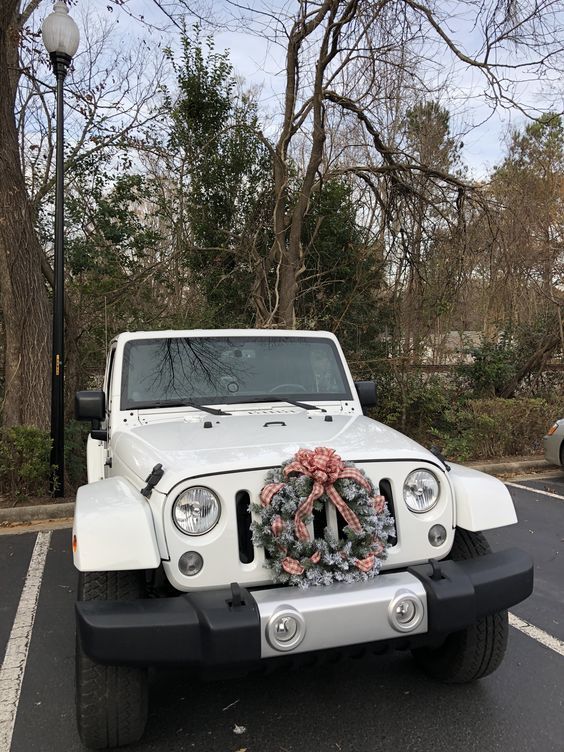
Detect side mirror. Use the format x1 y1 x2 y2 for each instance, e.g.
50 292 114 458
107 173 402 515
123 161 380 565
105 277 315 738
75 391 107 441
354 380 377 409
76 391 105 421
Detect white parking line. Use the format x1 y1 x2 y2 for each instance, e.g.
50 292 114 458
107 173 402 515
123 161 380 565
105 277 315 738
506 482 564 501
509 613 564 658
0 531 51 751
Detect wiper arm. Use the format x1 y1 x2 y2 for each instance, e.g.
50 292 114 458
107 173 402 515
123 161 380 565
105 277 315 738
138 400 231 416
228 397 325 412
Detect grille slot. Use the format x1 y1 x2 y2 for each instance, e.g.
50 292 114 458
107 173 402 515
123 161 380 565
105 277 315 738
313 504 328 539
378 479 397 546
236 491 254 563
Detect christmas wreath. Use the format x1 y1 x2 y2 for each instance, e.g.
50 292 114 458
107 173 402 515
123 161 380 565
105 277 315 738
251 447 395 588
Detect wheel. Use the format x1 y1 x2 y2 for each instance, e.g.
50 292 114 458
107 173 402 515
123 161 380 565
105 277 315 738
412 529 508 683
269 383 307 393
76 571 149 749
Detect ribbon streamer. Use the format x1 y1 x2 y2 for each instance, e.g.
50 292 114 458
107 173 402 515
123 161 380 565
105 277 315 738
284 447 371 542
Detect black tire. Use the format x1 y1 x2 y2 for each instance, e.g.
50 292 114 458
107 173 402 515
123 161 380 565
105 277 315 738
76 571 149 750
412 529 508 683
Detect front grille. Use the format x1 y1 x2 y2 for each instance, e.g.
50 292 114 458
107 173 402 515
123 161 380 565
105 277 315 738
239 476 398 557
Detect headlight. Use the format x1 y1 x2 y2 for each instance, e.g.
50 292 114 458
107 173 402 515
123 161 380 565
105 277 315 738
173 486 220 535
403 469 440 513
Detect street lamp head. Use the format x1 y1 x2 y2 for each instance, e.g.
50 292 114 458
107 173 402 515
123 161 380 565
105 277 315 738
42 2 80 60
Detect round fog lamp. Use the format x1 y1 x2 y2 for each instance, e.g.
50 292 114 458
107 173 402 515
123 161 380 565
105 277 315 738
266 608 306 652
179 551 203 576
428 524 447 547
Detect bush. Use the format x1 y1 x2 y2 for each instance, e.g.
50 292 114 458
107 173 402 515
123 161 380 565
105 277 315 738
373 370 454 442
0 422 89 500
435 397 564 461
0 426 53 498
456 337 519 397
369 365 564 462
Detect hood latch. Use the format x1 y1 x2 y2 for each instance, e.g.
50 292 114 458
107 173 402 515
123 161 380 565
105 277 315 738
141 463 165 498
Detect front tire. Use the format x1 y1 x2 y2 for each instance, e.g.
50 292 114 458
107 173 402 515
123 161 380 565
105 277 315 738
76 571 149 749
412 529 508 683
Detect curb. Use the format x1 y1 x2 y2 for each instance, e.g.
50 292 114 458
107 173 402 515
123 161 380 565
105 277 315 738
469 457 551 476
0 457 555 527
0 501 74 526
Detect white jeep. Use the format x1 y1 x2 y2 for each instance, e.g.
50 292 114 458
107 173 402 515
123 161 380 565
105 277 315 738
73 329 533 749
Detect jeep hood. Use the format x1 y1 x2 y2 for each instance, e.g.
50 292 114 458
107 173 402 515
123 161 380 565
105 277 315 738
111 412 441 494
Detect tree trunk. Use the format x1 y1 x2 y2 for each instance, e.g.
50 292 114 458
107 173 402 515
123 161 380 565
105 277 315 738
499 333 561 398
0 1 51 428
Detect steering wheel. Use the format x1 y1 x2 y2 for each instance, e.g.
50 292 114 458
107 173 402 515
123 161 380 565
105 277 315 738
269 383 307 393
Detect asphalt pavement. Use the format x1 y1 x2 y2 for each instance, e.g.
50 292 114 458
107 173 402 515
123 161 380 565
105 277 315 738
0 472 563 752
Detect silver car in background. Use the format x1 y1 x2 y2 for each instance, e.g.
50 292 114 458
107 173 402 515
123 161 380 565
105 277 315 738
544 419 564 467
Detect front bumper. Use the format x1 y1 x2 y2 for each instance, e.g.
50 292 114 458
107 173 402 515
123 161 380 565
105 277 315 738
76 548 533 668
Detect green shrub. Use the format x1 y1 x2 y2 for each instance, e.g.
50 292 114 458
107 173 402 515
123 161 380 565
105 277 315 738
0 422 89 499
0 426 53 498
438 397 564 460
372 371 454 443
456 337 518 397
370 365 563 462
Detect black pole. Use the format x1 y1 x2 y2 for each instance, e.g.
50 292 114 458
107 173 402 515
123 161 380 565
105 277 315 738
50 52 71 497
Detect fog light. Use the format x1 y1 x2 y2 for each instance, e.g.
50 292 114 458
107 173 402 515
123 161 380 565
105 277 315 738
179 551 203 576
388 591 424 632
428 524 447 547
266 608 306 652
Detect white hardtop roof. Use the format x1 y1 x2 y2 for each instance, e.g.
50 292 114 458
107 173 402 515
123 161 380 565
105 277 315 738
112 329 338 345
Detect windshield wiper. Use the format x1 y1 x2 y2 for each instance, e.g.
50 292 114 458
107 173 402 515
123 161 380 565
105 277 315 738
137 400 231 416
227 397 325 412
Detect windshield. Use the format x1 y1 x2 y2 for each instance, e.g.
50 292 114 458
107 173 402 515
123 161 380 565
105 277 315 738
120 336 352 410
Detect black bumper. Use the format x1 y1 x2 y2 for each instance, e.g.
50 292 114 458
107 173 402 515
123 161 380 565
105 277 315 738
76 547 533 668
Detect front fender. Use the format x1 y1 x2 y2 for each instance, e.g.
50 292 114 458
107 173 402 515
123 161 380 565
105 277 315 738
73 476 160 571
449 463 517 531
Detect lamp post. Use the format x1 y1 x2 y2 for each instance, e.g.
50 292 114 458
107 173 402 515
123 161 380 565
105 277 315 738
42 2 79 497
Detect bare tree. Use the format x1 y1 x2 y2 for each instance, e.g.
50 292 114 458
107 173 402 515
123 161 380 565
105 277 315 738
241 0 564 328
1 0 169 427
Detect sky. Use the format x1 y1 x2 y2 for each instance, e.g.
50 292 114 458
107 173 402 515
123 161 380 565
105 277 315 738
41 0 564 179
205 1 564 178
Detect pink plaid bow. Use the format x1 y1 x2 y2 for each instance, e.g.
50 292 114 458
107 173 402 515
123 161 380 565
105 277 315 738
284 447 370 541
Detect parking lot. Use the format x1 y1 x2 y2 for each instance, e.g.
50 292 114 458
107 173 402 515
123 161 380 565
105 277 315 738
0 472 563 752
